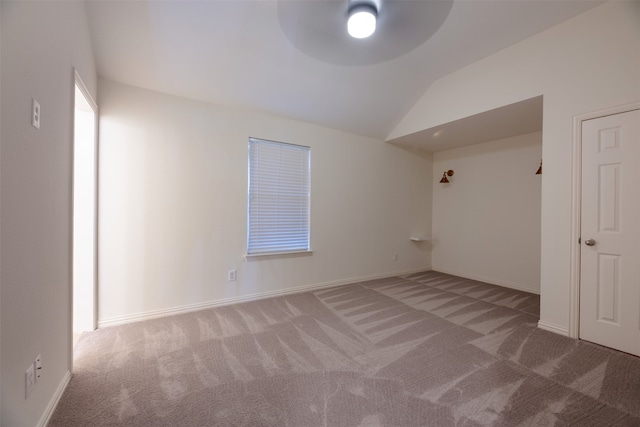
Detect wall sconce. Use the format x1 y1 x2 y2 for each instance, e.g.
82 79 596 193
535 160 542 175
440 170 454 183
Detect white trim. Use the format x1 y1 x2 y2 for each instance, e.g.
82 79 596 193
537 320 569 336
73 69 99 333
245 249 313 260
71 69 100 381
431 267 539 295
569 101 640 339
569 112 583 339
37 370 72 427
98 267 431 328
73 69 98 111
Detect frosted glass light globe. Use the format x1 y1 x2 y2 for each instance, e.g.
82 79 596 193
348 6 377 39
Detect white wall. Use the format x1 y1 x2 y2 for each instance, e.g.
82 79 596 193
98 79 432 324
0 2 97 426
432 132 542 293
389 1 640 334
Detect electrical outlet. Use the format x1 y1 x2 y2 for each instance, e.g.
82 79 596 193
35 355 42 382
25 363 35 398
393 253 398 261
228 269 237 281
32 99 41 129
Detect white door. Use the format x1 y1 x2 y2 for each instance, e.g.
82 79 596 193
580 109 640 356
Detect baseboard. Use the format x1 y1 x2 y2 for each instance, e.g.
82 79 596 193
98 266 431 328
37 370 71 427
537 320 569 336
431 266 540 295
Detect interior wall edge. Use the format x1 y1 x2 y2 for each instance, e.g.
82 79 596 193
35 370 71 427
431 267 540 295
537 320 570 337
1 1 98 424
98 266 432 328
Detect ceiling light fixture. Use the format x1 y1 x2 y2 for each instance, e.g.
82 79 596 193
348 3 377 39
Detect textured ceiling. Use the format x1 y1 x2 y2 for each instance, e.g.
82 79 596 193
85 0 602 141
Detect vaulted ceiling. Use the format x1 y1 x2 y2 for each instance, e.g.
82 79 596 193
85 0 602 141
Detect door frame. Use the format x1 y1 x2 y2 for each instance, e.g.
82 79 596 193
569 101 640 339
70 68 99 357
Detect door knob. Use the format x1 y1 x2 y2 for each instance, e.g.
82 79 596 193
585 239 596 246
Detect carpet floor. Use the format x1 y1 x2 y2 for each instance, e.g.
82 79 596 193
50 271 640 426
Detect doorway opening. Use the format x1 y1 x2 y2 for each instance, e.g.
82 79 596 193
73 72 98 346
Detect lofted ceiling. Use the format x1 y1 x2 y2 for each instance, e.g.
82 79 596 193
85 0 602 141
388 96 543 152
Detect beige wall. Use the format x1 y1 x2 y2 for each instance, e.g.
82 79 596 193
0 1 97 426
389 1 640 334
432 132 542 293
0 0 3 414
97 79 433 324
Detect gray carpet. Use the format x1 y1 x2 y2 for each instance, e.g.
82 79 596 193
50 271 640 426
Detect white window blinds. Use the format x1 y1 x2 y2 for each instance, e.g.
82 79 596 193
247 138 311 255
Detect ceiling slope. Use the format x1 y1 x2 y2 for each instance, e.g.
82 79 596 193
85 0 602 140
388 96 543 152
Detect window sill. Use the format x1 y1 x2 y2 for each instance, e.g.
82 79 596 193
245 250 313 261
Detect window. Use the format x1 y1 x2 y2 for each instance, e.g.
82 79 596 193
247 137 311 255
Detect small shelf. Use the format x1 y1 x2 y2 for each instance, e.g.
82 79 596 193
410 236 431 242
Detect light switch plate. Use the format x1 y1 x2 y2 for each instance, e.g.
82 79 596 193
25 363 35 398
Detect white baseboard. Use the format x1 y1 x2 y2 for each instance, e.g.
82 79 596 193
537 320 569 336
431 266 540 295
98 267 431 328
37 370 71 427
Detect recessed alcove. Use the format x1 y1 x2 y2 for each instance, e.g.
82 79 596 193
390 96 543 295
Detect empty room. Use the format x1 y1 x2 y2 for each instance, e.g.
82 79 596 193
1 0 639 426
